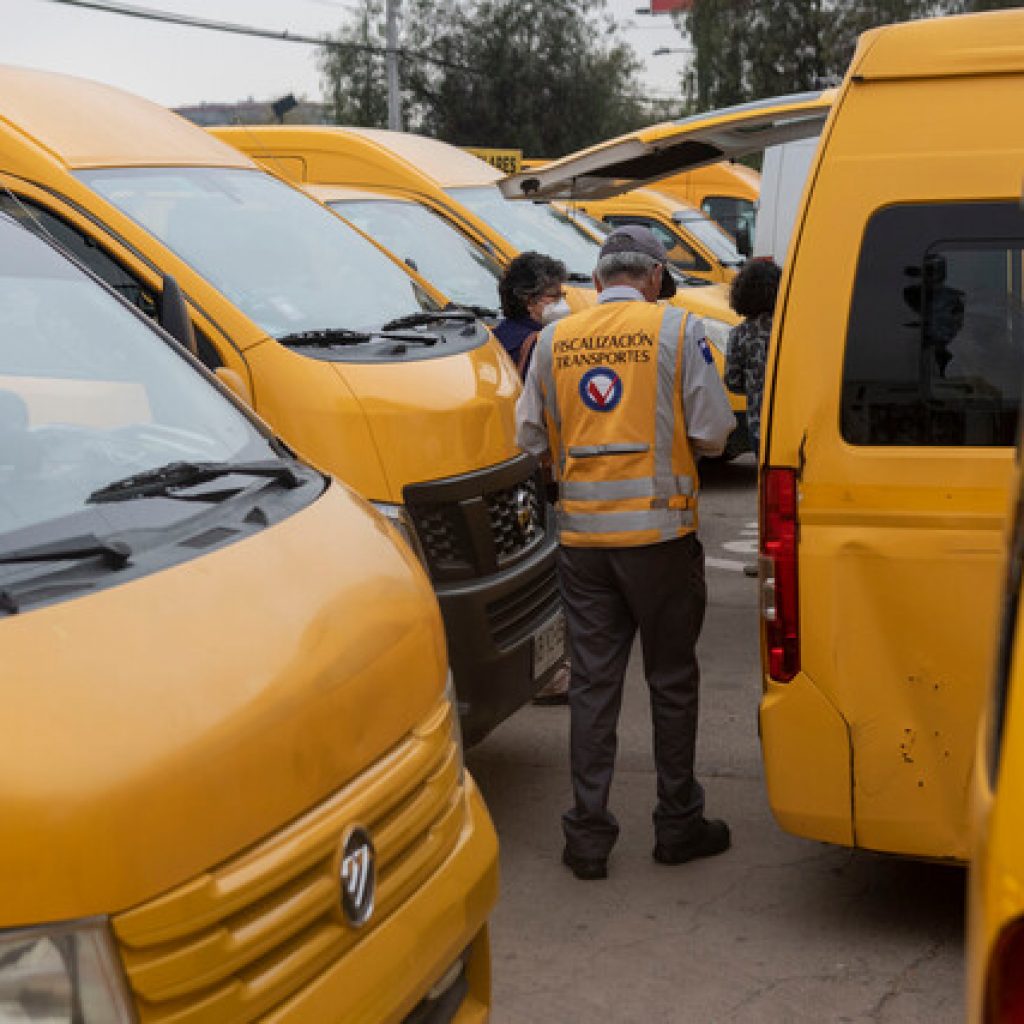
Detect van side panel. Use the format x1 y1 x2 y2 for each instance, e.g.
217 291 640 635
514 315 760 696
762 72 1024 859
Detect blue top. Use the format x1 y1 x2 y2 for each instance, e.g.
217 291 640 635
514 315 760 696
493 316 543 376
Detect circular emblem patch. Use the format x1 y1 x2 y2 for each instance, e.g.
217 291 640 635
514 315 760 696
579 367 623 412
339 826 376 928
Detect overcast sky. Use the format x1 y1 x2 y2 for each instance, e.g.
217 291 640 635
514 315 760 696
1 0 691 109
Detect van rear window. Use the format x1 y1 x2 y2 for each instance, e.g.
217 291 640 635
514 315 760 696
841 202 1024 446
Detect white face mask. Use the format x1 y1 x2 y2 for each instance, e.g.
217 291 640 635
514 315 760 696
540 298 571 325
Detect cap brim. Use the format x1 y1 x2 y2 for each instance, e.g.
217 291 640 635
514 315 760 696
658 265 677 300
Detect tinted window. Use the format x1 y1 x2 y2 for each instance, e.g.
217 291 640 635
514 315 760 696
842 203 1024 446
702 195 756 246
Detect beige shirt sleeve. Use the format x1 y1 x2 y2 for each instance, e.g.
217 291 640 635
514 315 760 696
515 324 555 457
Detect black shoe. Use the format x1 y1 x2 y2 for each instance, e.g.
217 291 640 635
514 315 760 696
562 847 608 880
653 819 731 865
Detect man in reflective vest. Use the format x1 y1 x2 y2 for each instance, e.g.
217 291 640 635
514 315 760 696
517 225 736 880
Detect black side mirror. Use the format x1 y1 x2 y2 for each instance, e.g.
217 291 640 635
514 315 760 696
157 275 197 357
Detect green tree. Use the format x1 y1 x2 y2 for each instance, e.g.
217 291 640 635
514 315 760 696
319 0 650 157
676 0 1019 113
319 0 390 128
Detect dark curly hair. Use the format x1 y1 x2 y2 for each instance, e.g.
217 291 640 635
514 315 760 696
499 251 568 320
729 259 782 318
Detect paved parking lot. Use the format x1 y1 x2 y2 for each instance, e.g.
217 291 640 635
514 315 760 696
468 455 965 1024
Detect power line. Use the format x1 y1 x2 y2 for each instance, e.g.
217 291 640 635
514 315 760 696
41 0 487 74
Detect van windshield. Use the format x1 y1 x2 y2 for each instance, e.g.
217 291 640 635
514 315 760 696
331 197 501 312
672 208 744 267
78 167 437 338
0 216 273 542
447 185 601 279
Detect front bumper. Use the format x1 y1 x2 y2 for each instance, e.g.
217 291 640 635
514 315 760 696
438 530 561 747
267 777 498 1024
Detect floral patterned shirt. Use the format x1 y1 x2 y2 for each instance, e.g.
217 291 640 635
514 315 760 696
724 312 772 449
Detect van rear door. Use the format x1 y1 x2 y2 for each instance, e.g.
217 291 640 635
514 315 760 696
763 63 1024 859
499 91 834 203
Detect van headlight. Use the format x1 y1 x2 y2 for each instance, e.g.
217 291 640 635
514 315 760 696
372 502 427 567
0 919 134 1022
701 317 733 356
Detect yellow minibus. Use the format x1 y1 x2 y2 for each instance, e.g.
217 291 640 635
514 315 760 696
0 65 562 746
757 9 1024 859
0 211 497 1022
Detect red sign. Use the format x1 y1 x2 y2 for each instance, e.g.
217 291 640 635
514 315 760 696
649 0 694 11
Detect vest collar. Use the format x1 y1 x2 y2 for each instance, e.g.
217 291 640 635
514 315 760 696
596 285 646 305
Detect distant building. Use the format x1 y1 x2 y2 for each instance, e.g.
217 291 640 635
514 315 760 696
175 98 331 127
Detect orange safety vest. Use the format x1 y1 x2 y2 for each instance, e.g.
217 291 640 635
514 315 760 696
535 300 699 548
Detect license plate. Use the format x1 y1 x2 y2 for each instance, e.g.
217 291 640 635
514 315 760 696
533 612 565 680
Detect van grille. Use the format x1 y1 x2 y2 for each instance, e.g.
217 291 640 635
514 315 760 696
406 455 547 583
487 568 562 650
112 702 464 1023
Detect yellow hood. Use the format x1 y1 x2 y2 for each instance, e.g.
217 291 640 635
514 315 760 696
0 484 446 924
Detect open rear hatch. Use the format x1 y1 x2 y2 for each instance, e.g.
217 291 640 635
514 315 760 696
500 90 835 203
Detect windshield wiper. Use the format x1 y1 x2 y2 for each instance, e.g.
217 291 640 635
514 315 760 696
566 272 593 284
380 310 477 331
0 534 132 568
278 328 375 347
87 460 303 505
444 301 498 319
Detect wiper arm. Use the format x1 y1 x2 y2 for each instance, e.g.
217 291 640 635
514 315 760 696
0 533 132 568
443 301 498 319
380 310 477 331
566 272 593 284
278 328 374 347
87 460 303 504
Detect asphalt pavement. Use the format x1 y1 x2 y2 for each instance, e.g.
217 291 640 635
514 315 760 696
467 453 965 1024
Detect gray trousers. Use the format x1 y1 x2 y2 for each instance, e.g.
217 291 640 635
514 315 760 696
558 534 707 860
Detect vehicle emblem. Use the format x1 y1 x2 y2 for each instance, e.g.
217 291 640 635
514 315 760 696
513 486 535 538
339 826 376 928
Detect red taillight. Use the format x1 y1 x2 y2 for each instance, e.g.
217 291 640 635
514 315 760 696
986 918 1024 1023
760 467 800 682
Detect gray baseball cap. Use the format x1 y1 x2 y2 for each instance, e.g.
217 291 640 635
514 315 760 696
598 224 677 299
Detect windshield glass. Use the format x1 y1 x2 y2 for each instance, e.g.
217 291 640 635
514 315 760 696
332 198 501 311
0 216 270 541
78 167 437 338
672 207 744 266
447 185 601 278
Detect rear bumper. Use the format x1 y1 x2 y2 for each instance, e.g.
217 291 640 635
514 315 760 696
268 777 498 1024
438 531 561 747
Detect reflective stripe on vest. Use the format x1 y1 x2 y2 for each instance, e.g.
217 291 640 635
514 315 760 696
539 301 700 548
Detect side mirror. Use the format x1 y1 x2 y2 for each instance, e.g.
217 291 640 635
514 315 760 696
214 368 253 407
157 275 198 357
735 223 753 259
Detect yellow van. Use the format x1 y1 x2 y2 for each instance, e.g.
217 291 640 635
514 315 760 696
0 66 563 747
213 126 750 454
651 162 760 254
0 211 497 1022
969 449 1024 1023
568 188 745 284
756 10 1024 859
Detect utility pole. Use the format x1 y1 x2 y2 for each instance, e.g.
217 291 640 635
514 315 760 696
385 0 401 131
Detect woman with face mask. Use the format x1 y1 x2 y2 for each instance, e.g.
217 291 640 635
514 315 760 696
494 251 571 705
494 251 570 378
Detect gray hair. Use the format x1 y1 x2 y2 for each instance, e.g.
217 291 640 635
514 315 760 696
595 251 659 287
